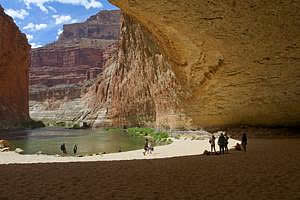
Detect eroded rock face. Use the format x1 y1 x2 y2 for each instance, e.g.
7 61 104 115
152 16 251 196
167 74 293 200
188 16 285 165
0 6 30 128
30 10 121 102
29 43 118 125
30 47 105 101
109 14 181 128
58 10 120 42
101 0 300 129
29 10 120 124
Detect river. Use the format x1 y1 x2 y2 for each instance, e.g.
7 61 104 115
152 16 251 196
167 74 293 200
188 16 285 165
0 127 145 156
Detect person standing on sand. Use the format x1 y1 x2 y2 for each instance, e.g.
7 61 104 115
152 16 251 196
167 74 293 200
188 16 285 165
224 133 229 153
73 144 78 154
218 133 226 154
143 138 149 156
241 133 248 152
209 134 216 153
147 141 153 154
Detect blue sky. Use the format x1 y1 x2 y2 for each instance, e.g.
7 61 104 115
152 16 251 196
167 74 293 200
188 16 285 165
1 0 119 48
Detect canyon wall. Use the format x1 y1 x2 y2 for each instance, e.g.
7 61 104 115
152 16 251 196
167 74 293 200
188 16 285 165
30 10 120 125
58 10 120 42
30 47 104 101
96 0 300 129
0 6 30 128
29 43 118 126
30 10 120 102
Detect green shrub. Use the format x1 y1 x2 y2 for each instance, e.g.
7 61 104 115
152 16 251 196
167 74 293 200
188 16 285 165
126 128 169 144
56 121 66 127
72 123 80 129
21 120 46 129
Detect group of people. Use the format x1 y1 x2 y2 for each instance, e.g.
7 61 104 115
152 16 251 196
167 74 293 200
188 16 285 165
59 133 248 156
143 138 154 155
60 143 78 155
209 133 248 154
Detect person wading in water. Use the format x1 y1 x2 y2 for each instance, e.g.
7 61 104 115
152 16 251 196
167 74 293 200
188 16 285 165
73 144 78 155
60 143 67 154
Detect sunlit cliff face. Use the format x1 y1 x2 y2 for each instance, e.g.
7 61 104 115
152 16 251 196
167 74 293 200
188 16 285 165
0 6 31 128
1 0 299 130
100 0 300 129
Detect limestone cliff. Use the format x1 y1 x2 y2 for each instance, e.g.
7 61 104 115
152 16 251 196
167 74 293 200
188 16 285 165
0 6 30 128
97 0 300 129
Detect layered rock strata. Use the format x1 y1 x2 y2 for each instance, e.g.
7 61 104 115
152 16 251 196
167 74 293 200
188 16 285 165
29 10 120 125
30 47 104 101
0 6 30 128
91 0 300 129
29 42 118 125
30 10 120 102
58 10 120 42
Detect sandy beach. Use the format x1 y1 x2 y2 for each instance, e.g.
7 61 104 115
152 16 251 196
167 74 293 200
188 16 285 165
0 137 299 200
0 138 238 164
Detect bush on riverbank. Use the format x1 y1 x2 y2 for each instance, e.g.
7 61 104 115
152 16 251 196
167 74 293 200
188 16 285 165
21 120 45 129
127 128 170 143
105 127 172 144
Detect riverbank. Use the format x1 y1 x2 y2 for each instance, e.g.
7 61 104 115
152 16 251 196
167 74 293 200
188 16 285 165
0 138 299 200
0 137 238 164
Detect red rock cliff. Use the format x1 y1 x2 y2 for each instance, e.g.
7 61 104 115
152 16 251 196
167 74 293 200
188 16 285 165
0 6 30 128
30 10 121 102
97 0 300 129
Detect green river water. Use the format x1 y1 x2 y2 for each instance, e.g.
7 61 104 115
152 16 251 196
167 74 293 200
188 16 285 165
3 127 145 156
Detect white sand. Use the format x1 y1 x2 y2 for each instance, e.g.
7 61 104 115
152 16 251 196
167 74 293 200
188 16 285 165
0 138 239 164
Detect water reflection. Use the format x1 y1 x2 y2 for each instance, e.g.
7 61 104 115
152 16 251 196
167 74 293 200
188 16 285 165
6 128 145 156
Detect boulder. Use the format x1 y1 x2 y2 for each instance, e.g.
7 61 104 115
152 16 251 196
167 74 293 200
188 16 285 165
36 151 43 155
15 148 24 154
0 147 10 152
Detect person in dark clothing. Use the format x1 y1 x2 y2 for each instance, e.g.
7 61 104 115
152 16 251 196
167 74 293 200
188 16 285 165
241 133 248 152
224 133 229 153
209 134 216 153
60 143 67 154
143 138 149 156
218 133 226 154
73 144 78 154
